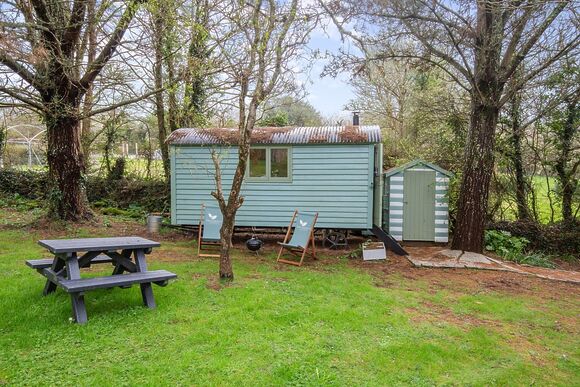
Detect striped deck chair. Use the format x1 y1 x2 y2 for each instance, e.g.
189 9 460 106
277 210 318 266
197 204 223 258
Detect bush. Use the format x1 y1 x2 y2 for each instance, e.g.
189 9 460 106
484 229 556 268
86 177 168 213
108 157 126 181
488 220 579 255
484 230 529 261
517 252 556 269
0 169 48 199
0 169 168 214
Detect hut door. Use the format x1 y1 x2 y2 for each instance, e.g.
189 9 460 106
373 144 383 226
403 170 435 241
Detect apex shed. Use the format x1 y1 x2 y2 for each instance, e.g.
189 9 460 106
167 126 384 230
383 160 453 243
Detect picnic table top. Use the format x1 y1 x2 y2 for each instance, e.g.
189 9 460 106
38 236 161 254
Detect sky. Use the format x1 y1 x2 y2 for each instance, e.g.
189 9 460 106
301 21 359 120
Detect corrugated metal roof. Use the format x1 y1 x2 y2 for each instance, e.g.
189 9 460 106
166 126 382 145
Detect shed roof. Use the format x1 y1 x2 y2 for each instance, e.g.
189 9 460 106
166 126 381 145
384 159 454 178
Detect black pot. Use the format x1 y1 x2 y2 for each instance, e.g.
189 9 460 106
246 237 263 252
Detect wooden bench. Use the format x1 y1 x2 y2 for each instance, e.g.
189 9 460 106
26 255 113 270
58 270 177 292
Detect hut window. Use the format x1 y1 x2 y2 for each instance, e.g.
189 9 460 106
247 146 292 182
271 148 288 178
249 149 267 178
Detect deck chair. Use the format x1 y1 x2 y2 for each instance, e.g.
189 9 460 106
197 204 223 258
277 210 318 266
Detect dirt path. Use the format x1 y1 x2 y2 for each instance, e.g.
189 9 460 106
403 246 580 284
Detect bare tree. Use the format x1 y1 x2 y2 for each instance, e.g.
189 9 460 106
322 0 579 252
546 57 580 223
208 0 317 280
0 0 157 220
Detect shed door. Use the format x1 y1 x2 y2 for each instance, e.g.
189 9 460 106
403 170 435 241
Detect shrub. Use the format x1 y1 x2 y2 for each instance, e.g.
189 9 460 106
517 252 556 269
489 220 579 255
0 169 48 199
484 229 557 268
484 230 529 261
0 169 168 214
108 157 126 181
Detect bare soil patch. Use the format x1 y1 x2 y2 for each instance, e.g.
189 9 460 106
349 247 580 302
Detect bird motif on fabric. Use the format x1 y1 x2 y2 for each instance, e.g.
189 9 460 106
299 220 308 227
208 213 217 220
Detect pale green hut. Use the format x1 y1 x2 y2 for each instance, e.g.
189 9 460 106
167 126 384 230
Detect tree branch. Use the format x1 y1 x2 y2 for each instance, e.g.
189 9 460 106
0 86 44 111
79 0 146 91
82 87 163 118
500 1 569 82
62 0 88 57
0 51 39 89
500 36 580 105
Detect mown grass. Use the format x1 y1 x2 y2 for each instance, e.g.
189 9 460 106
0 225 579 386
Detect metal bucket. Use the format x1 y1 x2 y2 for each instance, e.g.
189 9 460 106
146 215 163 234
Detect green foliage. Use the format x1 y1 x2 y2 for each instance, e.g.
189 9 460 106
100 205 145 219
517 252 556 269
0 124 6 157
0 193 41 212
484 230 556 268
86 177 168 213
259 96 323 127
0 169 48 199
258 111 289 127
490 219 579 256
485 230 529 261
107 157 126 181
0 169 168 213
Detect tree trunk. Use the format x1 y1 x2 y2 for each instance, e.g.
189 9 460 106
165 53 179 133
217 142 251 280
153 11 169 179
451 98 499 252
507 88 531 221
555 100 578 222
80 0 97 168
218 215 235 280
511 128 531 221
213 109 255 281
45 111 91 221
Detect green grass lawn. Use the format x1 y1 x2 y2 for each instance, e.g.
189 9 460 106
499 176 569 224
0 223 579 385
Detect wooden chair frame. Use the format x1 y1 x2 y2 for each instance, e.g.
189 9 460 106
197 204 221 258
277 210 318 267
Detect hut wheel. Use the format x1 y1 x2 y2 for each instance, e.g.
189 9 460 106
323 229 348 249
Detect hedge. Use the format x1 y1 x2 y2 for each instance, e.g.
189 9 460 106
488 220 579 255
0 169 168 213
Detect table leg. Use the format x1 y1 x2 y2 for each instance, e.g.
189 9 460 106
43 254 65 296
112 249 132 276
134 249 156 309
65 253 88 324
70 292 87 324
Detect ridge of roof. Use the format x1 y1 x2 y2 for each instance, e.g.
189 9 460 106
166 126 382 145
384 159 454 177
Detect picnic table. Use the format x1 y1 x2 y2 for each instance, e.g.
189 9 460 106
26 236 177 324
